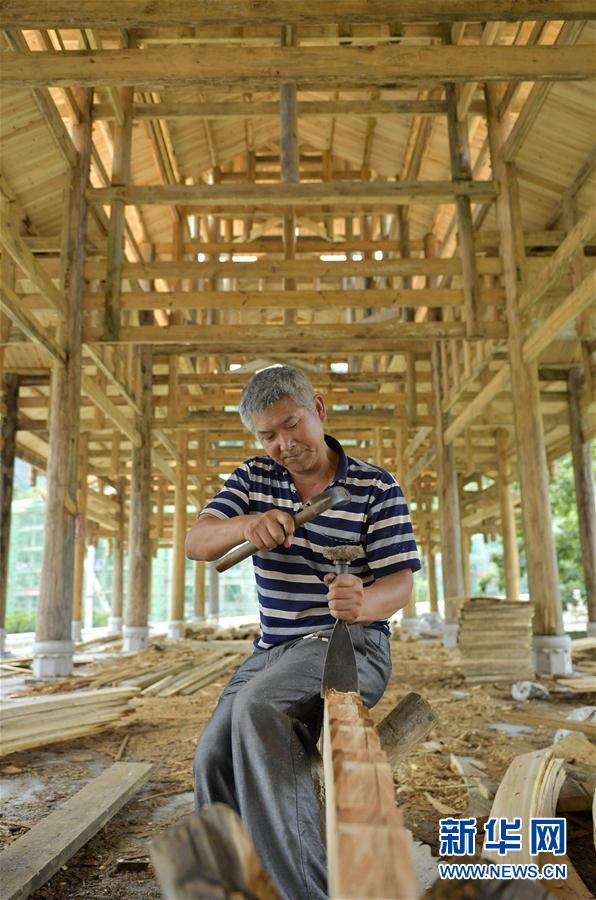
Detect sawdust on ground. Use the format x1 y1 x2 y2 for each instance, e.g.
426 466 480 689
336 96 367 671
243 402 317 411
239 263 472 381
1 637 594 898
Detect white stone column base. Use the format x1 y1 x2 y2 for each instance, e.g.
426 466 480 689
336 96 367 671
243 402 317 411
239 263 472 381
167 620 186 640
108 616 123 634
71 621 82 643
418 612 444 635
443 623 459 649
0 628 12 658
123 625 150 653
587 621 596 638
400 617 419 638
191 616 206 626
33 640 74 677
532 634 572 676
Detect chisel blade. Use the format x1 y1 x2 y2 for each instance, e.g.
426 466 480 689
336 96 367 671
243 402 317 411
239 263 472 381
321 620 359 697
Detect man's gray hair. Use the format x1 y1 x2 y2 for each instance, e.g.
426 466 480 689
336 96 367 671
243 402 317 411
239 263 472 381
239 365 316 432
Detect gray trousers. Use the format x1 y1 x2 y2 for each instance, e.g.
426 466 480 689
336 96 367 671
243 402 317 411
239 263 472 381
193 626 392 900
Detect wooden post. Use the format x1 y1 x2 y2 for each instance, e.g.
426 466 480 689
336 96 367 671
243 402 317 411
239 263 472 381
33 89 93 678
108 477 126 633
567 368 596 635
425 535 439 615
71 432 89 643
461 527 472 598
446 83 481 339
209 562 220 620
426 232 464 645
280 24 298 328
168 431 188 639
485 83 569 674
103 87 133 340
397 207 417 427
495 428 521 601
0 373 18 657
194 562 206 621
123 344 153 652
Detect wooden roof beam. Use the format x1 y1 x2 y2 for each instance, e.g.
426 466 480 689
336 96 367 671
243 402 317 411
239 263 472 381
3 2 593 28
92 99 452 120
85 180 497 207
2 45 593 89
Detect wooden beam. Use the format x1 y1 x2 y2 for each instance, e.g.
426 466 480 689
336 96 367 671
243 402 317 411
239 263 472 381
0 281 65 365
3 46 593 90
444 367 510 444
76 286 503 312
0 212 67 316
86 179 497 208
93 98 450 120
78 255 504 284
0 374 18 635
80 373 142 447
568 369 596 629
495 428 521 601
84 321 507 347
0 762 153 900
523 269 596 363
518 207 596 315
71 432 89 632
5 2 593 28
169 430 188 632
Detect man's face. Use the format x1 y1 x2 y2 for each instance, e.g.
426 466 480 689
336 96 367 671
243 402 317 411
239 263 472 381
251 394 327 476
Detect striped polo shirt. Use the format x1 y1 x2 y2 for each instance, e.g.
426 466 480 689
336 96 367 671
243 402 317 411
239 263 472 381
200 434 421 649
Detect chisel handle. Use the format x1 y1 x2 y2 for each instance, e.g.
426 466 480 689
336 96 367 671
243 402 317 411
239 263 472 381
215 485 350 573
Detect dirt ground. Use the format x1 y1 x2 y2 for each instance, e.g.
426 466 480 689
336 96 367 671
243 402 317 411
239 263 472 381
1 636 594 899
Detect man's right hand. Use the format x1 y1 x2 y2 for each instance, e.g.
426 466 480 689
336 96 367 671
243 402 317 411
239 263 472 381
243 509 295 550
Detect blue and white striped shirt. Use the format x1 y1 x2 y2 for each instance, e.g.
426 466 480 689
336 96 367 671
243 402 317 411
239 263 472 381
201 434 421 649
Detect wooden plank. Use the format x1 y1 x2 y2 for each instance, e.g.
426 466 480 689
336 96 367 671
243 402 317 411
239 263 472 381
3 46 593 90
5 2 594 28
86 179 496 207
500 710 596 737
0 762 153 900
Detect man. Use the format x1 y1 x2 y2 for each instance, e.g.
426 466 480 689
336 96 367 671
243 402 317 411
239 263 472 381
186 365 420 900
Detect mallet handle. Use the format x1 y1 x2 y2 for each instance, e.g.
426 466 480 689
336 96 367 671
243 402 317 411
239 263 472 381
215 485 350 573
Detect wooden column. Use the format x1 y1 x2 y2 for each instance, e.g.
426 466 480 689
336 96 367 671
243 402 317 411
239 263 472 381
33 89 93 678
280 24 298 327
194 562 206 621
461 528 472 598
568 368 596 634
168 431 188 639
495 428 521 601
485 84 565 644
103 86 133 340
425 535 439 615
0 373 18 656
426 233 464 643
209 562 220 619
398 206 417 427
109 477 126 633
123 345 153 652
445 83 481 339
71 432 89 642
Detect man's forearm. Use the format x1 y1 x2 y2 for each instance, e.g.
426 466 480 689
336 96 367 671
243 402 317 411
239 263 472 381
359 568 414 624
185 514 250 561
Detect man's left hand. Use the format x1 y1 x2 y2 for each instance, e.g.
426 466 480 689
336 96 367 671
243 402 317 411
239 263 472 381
324 573 364 624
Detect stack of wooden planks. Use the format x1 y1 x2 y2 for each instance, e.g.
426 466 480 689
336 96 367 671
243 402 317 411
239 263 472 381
126 652 247 697
0 686 140 756
458 597 534 683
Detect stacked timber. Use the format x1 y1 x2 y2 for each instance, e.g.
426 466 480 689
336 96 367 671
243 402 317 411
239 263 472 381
0 687 139 756
458 598 534 683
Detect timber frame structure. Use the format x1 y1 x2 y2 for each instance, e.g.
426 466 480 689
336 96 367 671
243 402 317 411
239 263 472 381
0 3 594 674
